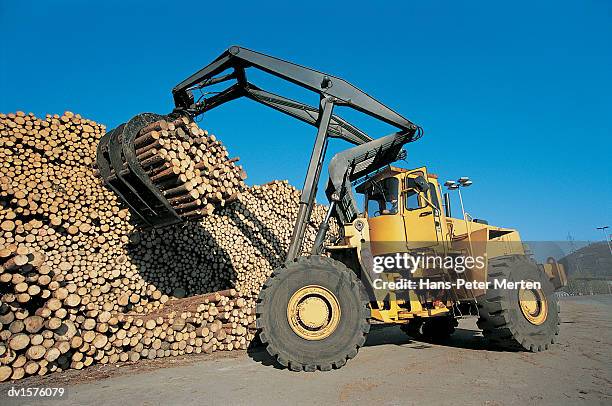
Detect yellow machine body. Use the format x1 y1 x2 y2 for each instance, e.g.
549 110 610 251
329 165 564 324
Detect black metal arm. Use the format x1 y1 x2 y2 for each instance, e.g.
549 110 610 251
171 46 422 262
172 46 418 145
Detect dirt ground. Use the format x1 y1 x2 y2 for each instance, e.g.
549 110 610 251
1 295 610 406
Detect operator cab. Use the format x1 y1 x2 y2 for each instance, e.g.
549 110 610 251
355 166 447 255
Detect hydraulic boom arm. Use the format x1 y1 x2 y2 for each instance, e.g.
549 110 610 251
172 46 417 143
171 46 422 262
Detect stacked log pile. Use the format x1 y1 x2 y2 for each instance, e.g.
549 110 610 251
0 111 335 381
0 246 255 381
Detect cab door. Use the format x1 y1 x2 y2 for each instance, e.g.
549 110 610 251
402 168 440 250
365 177 407 256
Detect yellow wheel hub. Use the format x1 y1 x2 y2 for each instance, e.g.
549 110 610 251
518 285 548 325
287 285 341 340
297 297 329 329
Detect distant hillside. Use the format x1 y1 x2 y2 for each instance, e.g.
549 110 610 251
558 242 612 278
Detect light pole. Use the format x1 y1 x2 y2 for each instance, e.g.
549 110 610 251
596 226 612 255
445 177 473 255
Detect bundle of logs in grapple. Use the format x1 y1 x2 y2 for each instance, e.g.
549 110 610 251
0 111 334 381
115 116 247 220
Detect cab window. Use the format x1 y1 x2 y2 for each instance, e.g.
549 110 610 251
404 179 441 212
405 189 420 209
366 178 399 217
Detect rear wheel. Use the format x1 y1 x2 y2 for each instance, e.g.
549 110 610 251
477 255 560 351
256 256 370 371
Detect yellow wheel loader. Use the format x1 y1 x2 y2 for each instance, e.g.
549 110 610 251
98 46 566 372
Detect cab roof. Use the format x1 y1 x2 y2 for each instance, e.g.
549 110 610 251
355 165 438 194
355 166 407 193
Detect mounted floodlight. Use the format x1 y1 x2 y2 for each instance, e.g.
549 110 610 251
446 175 474 255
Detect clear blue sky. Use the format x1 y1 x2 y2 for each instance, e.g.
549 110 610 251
1 1 610 241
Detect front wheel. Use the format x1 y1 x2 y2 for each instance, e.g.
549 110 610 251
256 256 370 371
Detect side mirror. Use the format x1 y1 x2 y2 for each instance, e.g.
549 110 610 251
413 175 429 193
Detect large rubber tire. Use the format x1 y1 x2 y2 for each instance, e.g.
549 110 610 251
256 256 370 372
477 255 560 351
